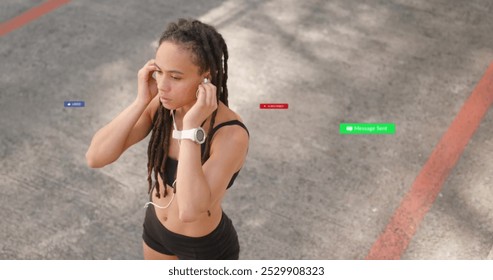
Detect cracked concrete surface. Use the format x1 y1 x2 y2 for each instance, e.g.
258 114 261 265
1 0 493 259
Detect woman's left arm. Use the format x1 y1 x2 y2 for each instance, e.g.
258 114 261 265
175 125 249 222
176 81 248 222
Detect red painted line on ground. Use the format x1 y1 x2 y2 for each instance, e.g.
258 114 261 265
366 62 493 260
0 0 70 37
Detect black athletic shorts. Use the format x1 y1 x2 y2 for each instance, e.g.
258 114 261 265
142 204 240 260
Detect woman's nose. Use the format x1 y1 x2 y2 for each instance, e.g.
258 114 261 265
157 76 171 92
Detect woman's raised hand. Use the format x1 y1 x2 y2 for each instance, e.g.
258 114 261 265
183 78 218 128
136 59 159 106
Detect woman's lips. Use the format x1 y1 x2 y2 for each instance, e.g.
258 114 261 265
159 96 171 102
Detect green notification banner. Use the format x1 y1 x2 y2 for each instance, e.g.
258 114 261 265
340 123 395 134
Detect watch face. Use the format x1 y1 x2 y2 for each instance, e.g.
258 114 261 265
196 129 205 142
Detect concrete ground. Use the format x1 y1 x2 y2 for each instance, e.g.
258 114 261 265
1 0 492 259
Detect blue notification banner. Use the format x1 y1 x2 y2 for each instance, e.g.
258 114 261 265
64 101 85 108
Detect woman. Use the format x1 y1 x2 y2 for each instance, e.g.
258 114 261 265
86 18 249 260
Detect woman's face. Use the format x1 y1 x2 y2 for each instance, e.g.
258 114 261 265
154 41 206 110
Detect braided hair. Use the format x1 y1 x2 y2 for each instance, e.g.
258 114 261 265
147 19 229 198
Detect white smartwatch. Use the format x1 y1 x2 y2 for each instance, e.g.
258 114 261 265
172 127 207 144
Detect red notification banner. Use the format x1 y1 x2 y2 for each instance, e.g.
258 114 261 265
259 103 289 109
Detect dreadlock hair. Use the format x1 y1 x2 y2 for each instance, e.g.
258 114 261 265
147 18 230 198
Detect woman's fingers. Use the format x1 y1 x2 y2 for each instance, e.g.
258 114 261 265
138 59 159 81
136 59 159 105
198 83 217 109
207 83 218 107
184 79 218 126
147 61 159 79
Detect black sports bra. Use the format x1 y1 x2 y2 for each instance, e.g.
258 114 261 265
159 120 249 189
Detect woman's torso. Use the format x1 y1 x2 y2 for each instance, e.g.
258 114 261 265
149 101 246 237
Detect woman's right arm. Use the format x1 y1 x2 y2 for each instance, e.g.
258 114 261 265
85 60 160 168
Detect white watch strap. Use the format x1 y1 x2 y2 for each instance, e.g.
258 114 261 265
171 110 194 141
170 111 206 144
172 129 181 140
172 129 196 140
182 129 196 140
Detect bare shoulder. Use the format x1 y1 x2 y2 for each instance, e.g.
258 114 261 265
215 102 245 124
213 102 249 137
208 102 249 160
